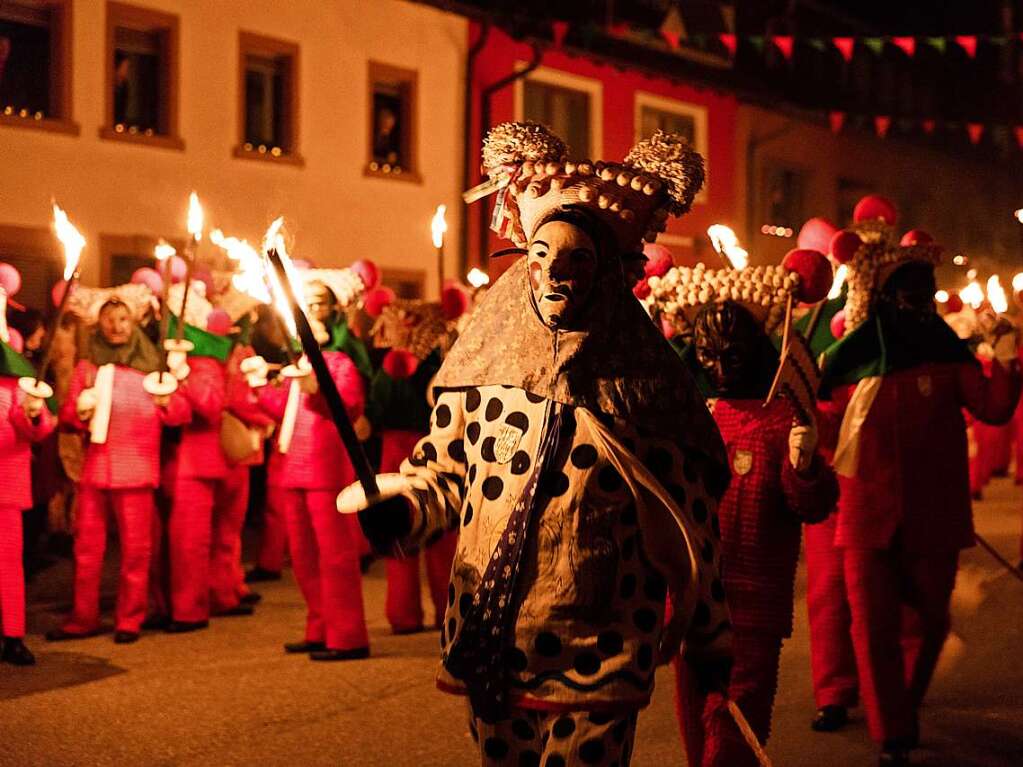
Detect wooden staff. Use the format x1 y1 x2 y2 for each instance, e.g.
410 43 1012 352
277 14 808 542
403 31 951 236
765 293 795 403
975 533 1023 584
32 265 80 385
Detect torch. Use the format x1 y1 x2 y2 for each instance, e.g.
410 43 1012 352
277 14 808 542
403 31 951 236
18 204 85 403
264 234 379 500
432 204 448 298
164 192 203 377
707 224 749 270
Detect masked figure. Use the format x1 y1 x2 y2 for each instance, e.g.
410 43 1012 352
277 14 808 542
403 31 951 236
342 122 731 766
646 249 839 766
817 197 1021 766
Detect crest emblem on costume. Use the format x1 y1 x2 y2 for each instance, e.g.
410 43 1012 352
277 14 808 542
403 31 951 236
917 375 933 397
733 449 754 476
494 424 524 464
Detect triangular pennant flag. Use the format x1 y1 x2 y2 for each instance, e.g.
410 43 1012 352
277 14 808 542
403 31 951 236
891 36 916 57
921 118 937 134
607 22 630 37
925 36 947 53
551 20 569 49
897 117 916 133
807 38 828 52
719 33 737 58
874 115 891 138
954 35 977 58
863 37 885 56
772 35 794 61
989 35 1007 46
1015 126 1023 149
659 6 686 50
748 35 766 53
690 33 707 47
829 111 846 134
967 122 984 144
832 36 855 62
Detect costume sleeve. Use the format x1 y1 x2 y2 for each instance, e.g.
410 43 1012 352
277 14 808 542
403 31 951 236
816 385 852 458
958 358 1021 426
58 360 93 433
180 360 225 425
326 352 364 422
10 390 56 443
158 390 192 427
396 390 467 549
257 380 290 422
780 453 838 524
227 376 275 429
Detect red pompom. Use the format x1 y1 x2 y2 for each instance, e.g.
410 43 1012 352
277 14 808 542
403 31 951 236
362 286 395 318
169 255 188 283
782 248 833 304
660 316 676 340
632 277 651 300
382 348 419 379
131 266 164 294
351 259 381 291
830 309 847 339
944 294 964 314
796 217 838 253
441 283 471 320
6 327 24 353
206 309 233 335
642 243 674 277
853 195 898 225
899 229 933 247
829 230 863 264
0 262 22 296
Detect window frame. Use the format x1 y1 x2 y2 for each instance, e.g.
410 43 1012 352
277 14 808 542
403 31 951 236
99 233 188 288
101 1 183 150
380 267 426 299
234 30 303 167
0 223 64 312
364 60 421 184
514 64 603 160
633 91 709 204
0 0 79 136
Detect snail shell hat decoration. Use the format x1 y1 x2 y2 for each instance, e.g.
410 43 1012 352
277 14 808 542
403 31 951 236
479 121 705 254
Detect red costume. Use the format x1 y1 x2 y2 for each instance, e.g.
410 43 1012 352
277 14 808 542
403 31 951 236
675 398 838 766
60 361 188 634
0 377 55 638
260 351 368 652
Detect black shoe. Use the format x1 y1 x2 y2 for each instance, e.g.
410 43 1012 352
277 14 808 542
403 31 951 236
141 614 170 631
1 637 36 666
240 591 262 605
213 604 254 618
392 624 425 636
244 567 281 583
879 741 911 766
45 627 99 642
309 646 370 662
811 705 849 732
114 631 139 644
165 620 209 634
359 554 375 574
284 640 326 654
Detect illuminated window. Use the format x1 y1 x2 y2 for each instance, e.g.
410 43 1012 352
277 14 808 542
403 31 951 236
102 2 181 149
0 224 62 311
366 61 419 181
0 0 76 134
236 32 301 164
517 66 602 160
634 92 708 203
100 234 185 287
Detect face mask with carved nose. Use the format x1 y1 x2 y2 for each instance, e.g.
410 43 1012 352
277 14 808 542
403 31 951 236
526 219 599 330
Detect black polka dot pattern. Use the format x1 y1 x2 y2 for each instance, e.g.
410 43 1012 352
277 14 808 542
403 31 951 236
597 631 624 656
570 444 598 470
467 422 481 445
645 446 673 478
447 439 466 462
637 643 653 671
461 499 473 525
643 573 667 602
692 498 708 523
466 388 482 412
482 476 504 501
534 632 562 658
666 483 687 509
481 437 497 462
701 539 715 563
448 583 455 606
505 412 529 432
619 574 636 599
511 719 535 741
459 592 473 617
485 398 504 421
541 471 570 497
598 466 623 493
434 404 451 428
506 647 529 673
573 651 601 676
524 390 545 404
551 717 575 739
484 737 509 759
578 738 605 764
545 755 566 767
519 751 540 767
510 451 531 475
633 607 657 633
711 579 726 602
693 601 711 626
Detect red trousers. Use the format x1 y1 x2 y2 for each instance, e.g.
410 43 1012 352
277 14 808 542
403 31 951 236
843 545 959 743
805 515 859 709
274 487 368 650
168 477 217 622
0 505 25 637
65 486 154 633
209 467 250 612
385 532 457 632
256 491 287 573
674 629 783 767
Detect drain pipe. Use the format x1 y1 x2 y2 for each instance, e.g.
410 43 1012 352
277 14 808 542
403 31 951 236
459 21 490 277
476 42 543 266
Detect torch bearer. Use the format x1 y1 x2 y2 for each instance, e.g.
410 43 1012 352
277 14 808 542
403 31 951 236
18 204 85 403
264 237 379 500
164 192 203 378
432 204 447 298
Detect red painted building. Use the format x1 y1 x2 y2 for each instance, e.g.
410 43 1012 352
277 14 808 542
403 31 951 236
466 23 739 272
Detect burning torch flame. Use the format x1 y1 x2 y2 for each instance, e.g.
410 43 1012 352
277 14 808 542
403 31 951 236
987 274 1008 314
961 280 984 310
1013 272 1023 293
210 229 270 304
187 192 204 242
431 205 448 249
828 264 848 300
707 224 749 270
261 218 303 338
467 267 490 289
52 204 85 281
154 239 176 262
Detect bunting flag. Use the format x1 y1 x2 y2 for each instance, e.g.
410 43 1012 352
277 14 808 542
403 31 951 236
772 35 794 61
922 119 936 134
832 36 855 62
659 6 686 50
954 35 978 58
829 111 846 134
1016 126 1023 149
891 36 916 57
925 36 947 53
967 122 985 144
719 32 737 58
748 35 765 53
863 37 885 56
874 115 892 138
551 20 569 49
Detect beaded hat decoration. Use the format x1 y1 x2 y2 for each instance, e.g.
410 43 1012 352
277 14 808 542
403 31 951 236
469 121 705 252
367 284 471 360
66 283 156 325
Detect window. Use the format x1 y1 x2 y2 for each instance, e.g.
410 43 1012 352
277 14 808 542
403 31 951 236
0 0 77 135
236 32 301 165
0 224 62 312
366 61 419 181
382 268 425 299
518 67 602 159
634 92 709 203
102 2 181 149
763 164 808 230
99 234 185 287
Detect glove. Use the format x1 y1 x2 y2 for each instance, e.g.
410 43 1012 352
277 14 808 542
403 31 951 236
76 388 98 421
993 328 1019 365
690 655 733 696
788 421 818 474
22 396 44 419
167 350 189 380
240 356 270 388
358 496 413 555
298 373 319 395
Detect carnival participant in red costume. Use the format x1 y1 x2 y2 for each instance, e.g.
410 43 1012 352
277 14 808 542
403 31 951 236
49 293 189 644
818 196 1021 766
645 250 839 766
253 278 369 661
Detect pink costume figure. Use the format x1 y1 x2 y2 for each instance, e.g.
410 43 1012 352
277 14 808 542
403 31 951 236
0 373 55 665
259 350 369 660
